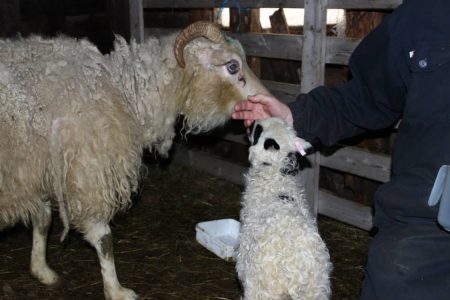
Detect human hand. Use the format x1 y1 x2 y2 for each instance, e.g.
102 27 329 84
232 94 293 127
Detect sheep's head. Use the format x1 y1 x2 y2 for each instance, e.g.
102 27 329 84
248 118 312 176
173 21 269 133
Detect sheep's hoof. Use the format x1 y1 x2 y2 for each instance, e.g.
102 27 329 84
31 266 59 286
105 286 138 300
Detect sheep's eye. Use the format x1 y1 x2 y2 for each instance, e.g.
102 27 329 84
226 59 240 75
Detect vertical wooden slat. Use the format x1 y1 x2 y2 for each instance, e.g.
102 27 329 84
301 0 328 216
230 8 262 77
301 0 328 93
129 0 144 43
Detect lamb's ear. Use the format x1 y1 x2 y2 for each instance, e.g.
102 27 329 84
264 138 280 150
280 152 300 176
251 124 263 146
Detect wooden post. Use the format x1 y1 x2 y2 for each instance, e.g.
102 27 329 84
269 8 290 34
301 0 328 93
129 0 144 43
301 0 328 215
230 8 262 77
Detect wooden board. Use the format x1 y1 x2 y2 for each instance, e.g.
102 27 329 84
320 147 391 183
143 0 401 9
129 0 144 43
173 144 246 186
318 190 373 230
229 33 360 65
173 144 374 230
144 28 360 65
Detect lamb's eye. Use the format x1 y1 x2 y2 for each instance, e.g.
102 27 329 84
226 59 240 75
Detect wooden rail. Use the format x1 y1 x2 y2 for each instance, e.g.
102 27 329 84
142 0 402 9
145 28 360 66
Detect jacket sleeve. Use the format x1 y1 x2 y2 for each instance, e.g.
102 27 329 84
288 7 407 146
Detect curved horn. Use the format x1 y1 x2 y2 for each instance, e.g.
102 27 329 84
174 21 226 68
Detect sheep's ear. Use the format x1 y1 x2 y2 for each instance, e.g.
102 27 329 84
264 138 280 150
251 124 263 146
280 152 300 176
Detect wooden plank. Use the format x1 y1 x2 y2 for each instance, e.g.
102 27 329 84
228 32 304 61
300 0 328 216
144 28 303 60
173 144 374 231
320 146 391 183
263 80 300 103
330 0 401 9
144 28 359 65
326 36 360 65
318 190 373 230
143 0 401 9
173 144 246 186
301 0 327 93
129 0 144 43
229 33 359 65
220 132 392 184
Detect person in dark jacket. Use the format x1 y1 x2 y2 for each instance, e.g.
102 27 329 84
232 0 450 299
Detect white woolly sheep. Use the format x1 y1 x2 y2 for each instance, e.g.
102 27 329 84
236 117 332 300
0 21 268 300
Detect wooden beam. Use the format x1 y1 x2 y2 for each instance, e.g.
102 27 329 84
142 0 401 9
173 144 246 186
228 32 304 60
318 190 373 230
129 0 144 43
326 36 360 65
263 80 300 103
173 143 374 231
229 33 359 64
320 147 391 183
269 8 290 34
301 0 327 93
144 28 359 65
299 0 328 216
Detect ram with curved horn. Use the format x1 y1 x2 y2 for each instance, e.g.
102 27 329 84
0 21 269 299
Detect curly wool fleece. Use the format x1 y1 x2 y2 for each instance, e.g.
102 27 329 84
236 118 332 300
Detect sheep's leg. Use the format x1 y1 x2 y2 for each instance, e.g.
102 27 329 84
83 222 137 300
30 201 59 285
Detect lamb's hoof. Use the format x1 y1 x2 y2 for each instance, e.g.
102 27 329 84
31 266 59 286
105 286 138 300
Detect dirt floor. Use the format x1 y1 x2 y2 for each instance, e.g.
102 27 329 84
0 160 371 300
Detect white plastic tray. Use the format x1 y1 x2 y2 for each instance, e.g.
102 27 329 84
195 218 240 261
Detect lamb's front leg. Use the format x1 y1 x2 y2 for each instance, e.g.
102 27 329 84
30 201 59 285
83 221 137 300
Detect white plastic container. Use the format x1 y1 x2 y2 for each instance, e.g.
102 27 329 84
195 218 240 261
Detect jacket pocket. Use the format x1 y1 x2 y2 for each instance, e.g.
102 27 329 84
405 42 450 120
408 42 450 72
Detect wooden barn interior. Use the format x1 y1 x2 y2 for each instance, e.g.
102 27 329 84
0 0 401 299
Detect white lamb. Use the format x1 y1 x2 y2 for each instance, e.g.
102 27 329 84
236 117 332 300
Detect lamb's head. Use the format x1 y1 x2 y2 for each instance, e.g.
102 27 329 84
248 118 312 176
174 21 269 133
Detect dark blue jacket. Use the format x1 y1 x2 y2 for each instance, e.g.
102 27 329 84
289 0 450 226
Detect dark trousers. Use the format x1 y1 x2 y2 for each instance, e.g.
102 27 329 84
360 220 450 300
